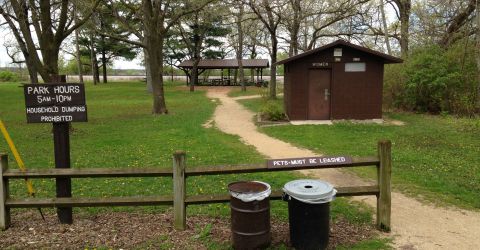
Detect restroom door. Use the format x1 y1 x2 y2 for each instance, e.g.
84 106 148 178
308 69 331 120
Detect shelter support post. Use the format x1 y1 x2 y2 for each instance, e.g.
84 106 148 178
173 151 186 230
377 140 392 232
0 154 10 230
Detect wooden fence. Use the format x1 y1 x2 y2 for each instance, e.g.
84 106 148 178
0 140 391 232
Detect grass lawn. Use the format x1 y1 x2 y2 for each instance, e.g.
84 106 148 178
0 81 387 248
239 97 480 210
240 96 284 114
227 85 283 97
227 86 267 97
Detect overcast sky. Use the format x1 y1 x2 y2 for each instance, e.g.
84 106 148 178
0 26 144 69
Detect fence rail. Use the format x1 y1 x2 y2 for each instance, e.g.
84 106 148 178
0 140 392 232
3 168 173 178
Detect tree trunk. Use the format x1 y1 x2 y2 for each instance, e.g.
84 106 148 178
234 69 238 85
74 8 84 84
144 48 153 92
100 18 107 83
191 57 200 91
94 59 101 83
269 36 278 99
146 31 168 114
190 29 202 92
288 0 301 57
90 33 97 85
101 43 107 83
236 3 246 91
440 0 476 47
476 0 480 111
26 57 39 83
380 0 392 55
289 32 299 57
41 46 60 82
250 46 257 83
395 0 411 58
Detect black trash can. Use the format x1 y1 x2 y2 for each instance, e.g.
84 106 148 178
228 181 272 250
283 179 337 250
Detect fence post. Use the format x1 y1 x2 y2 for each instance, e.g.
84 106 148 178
173 151 186 230
377 140 392 232
0 154 11 230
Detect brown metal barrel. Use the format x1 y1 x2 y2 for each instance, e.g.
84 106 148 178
228 181 271 250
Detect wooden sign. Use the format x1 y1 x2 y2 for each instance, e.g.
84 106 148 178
267 156 352 169
23 83 87 123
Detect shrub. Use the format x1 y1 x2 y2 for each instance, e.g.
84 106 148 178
404 45 453 113
0 71 19 82
384 64 407 110
259 99 286 121
383 41 478 116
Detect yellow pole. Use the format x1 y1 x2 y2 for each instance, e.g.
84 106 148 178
0 119 35 196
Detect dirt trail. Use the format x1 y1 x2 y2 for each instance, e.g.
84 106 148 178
206 87 480 250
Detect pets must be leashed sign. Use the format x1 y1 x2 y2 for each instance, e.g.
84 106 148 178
267 156 353 168
23 83 87 123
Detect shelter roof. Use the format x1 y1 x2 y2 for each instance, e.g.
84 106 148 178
276 40 403 65
178 59 269 69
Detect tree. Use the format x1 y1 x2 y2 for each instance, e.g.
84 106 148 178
235 2 246 91
74 7 84 83
89 32 100 84
284 0 302 56
108 0 213 114
476 0 480 111
4 40 25 70
392 0 411 58
439 0 476 47
164 34 187 82
0 0 100 83
243 15 264 82
302 0 371 50
176 5 230 91
380 0 392 54
248 0 285 99
77 13 137 84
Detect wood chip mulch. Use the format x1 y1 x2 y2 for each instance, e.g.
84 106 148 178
0 209 379 249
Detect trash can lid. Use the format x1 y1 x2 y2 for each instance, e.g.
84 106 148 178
283 179 335 202
228 181 271 202
228 181 268 193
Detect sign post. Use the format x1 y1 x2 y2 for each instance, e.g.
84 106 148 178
23 76 87 224
53 122 72 224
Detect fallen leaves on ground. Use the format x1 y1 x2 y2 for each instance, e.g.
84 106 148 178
0 210 379 249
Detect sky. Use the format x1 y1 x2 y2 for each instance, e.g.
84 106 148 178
0 26 144 70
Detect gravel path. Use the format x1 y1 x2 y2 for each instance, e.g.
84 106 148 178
206 87 480 250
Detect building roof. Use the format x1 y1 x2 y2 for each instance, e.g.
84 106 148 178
276 40 403 65
178 59 269 69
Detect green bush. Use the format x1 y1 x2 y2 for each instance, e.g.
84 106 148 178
383 41 478 116
259 99 286 121
384 64 407 110
404 45 454 113
0 71 19 82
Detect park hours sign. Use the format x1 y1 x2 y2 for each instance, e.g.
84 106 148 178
23 83 87 123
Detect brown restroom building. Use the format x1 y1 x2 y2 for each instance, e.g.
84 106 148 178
277 40 402 120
